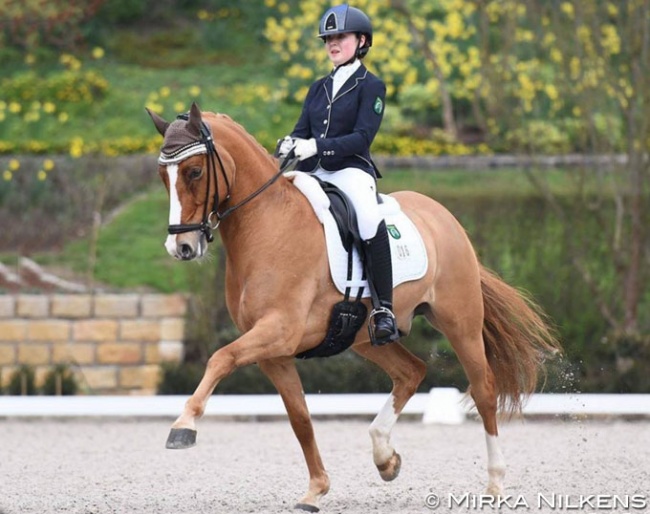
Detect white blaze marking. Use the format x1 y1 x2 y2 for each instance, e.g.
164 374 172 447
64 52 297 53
165 164 181 255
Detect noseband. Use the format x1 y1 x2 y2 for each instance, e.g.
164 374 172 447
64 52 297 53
160 113 291 244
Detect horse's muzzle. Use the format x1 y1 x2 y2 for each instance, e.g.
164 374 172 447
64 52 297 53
178 243 196 260
165 233 205 261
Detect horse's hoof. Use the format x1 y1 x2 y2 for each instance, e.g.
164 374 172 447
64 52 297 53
166 428 197 449
485 484 504 497
377 451 402 481
294 503 319 512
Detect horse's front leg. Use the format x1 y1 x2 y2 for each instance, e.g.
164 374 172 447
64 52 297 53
259 358 330 512
353 342 427 481
166 314 300 449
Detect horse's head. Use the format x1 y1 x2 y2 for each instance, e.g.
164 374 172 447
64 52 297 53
147 102 230 261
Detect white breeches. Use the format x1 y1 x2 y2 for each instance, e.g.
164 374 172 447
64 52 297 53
311 167 381 240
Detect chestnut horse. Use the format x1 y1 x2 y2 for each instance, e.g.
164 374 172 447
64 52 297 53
147 103 559 512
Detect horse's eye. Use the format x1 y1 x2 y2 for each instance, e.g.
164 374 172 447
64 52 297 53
188 167 203 180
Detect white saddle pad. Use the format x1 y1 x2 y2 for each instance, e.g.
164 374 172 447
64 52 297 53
286 172 428 297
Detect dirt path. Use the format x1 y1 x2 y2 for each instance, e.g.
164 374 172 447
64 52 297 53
1 418 648 513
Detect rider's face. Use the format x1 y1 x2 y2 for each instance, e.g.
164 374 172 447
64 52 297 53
325 32 363 66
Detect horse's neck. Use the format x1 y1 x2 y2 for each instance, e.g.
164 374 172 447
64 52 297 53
212 117 315 267
218 173 306 265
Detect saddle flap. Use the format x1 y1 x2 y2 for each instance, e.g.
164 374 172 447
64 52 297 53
287 171 428 298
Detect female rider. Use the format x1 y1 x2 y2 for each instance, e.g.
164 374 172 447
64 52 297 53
278 4 398 346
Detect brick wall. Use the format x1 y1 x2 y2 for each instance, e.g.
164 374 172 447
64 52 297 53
0 293 188 394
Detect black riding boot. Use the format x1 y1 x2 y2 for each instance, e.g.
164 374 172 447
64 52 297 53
364 222 400 346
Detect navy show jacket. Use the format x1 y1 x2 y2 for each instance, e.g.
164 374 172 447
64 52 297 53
291 63 386 178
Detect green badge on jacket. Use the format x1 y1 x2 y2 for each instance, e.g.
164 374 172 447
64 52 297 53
373 96 384 115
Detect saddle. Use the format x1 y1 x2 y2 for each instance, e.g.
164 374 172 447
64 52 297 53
296 178 369 359
316 178 366 254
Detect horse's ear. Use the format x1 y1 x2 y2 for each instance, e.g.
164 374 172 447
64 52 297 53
146 108 170 136
187 102 203 138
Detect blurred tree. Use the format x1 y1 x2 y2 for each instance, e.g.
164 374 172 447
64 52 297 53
383 0 650 361
492 1 649 346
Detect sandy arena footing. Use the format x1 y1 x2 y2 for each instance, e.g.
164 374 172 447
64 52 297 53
1 418 648 513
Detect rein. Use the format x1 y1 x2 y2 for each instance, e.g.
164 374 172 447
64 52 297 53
166 113 295 243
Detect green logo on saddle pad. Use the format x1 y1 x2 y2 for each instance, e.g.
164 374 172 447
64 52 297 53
373 96 384 115
387 224 401 239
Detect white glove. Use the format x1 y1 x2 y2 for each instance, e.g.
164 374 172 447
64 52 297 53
293 138 317 161
277 135 294 159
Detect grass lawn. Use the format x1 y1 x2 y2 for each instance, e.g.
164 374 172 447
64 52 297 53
37 187 194 293
381 167 599 198
99 61 293 139
1 53 299 153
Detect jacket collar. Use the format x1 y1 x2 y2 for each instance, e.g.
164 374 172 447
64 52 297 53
325 63 368 102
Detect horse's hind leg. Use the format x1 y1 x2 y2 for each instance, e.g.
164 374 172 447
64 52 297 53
353 342 427 481
258 358 330 513
429 310 505 496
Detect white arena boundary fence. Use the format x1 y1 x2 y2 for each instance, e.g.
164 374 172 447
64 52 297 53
1 389 649 423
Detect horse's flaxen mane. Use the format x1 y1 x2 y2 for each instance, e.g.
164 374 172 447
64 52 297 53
158 109 273 168
208 112 277 166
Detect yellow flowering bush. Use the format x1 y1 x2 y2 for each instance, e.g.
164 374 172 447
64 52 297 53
0 1 641 159
0 136 163 158
263 0 637 153
505 121 572 154
374 133 489 157
1 70 108 106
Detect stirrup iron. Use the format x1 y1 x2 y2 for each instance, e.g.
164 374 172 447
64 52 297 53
367 306 399 346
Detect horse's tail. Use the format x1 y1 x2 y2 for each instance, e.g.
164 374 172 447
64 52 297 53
479 265 561 415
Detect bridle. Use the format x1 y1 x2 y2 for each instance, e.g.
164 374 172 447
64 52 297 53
162 113 294 243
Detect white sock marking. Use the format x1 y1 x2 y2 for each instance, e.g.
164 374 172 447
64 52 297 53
369 394 399 465
485 432 506 494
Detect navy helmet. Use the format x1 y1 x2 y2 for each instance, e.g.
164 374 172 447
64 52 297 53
318 4 373 58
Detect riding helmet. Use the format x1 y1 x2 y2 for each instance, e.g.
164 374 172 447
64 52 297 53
318 4 373 58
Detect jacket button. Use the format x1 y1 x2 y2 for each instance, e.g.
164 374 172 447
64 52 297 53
323 119 328 124
320 134 325 138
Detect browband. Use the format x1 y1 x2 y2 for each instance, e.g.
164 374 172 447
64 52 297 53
158 141 207 165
